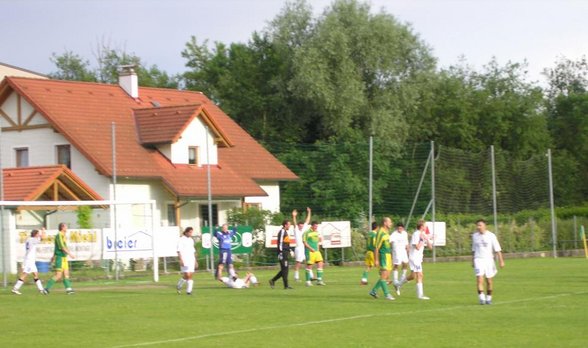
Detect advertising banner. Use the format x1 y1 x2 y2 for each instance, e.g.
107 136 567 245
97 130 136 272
201 226 253 255
265 221 351 249
15 229 102 262
425 221 446 246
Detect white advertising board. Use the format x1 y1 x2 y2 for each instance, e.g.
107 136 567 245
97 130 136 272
265 221 351 249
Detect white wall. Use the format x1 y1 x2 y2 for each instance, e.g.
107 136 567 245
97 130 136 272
244 183 281 213
169 117 218 165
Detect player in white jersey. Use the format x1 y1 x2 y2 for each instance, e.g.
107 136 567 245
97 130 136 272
12 229 47 295
472 219 505 305
220 272 258 289
389 223 409 294
400 220 432 300
176 227 197 295
292 207 312 282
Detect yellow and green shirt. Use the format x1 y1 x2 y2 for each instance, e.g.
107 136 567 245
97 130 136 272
303 229 321 251
54 232 68 257
375 227 391 254
366 229 377 252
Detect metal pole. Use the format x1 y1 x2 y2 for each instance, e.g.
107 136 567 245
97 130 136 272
368 136 373 226
490 145 499 236
407 147 432 230
547 149 557 258
151 201 158 282
430 143 436 262
112 122 119 280
206 127 214 275
573 215 578 249
0 125 6 288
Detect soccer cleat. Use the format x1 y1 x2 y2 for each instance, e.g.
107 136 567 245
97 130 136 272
176 286 181 295
316 280 326 286
186 292 192 295
269 280 275 289
11 289 22 295
66 289 75 295
485 300 492 305
369 291 378 299
418 296 430 300
284 286 294 290
40 289 48 295
479 299 486 305
385 294 396 301
393 283 401 296
306 281 312 287
360 279 368 285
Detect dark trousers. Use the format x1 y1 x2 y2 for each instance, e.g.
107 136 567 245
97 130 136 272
271 253 289 288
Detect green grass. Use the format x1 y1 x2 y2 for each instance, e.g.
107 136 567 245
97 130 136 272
2 257 587 347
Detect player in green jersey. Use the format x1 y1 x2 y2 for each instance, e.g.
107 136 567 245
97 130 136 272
44 223 75 294
303 221 325 286
369 217 395 301
361 221 378 285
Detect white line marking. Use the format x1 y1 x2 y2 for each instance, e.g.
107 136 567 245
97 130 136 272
109 291 587 348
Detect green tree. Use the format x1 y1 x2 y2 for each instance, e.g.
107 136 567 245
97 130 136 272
49 51 97 82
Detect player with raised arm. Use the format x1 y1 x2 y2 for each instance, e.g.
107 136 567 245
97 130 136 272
369 217 395 301
390 222 409 295
472 219 505 305
12 228 48 295
403 220 433 300
292 207 312 282
303 221 325 286
215 224 236 281
360 222 378 285
176 227 197 295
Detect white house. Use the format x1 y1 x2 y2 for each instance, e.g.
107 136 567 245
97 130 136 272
0 69 298 233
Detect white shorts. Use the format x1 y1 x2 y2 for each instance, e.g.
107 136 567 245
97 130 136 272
409 259 423 273
181 259 196 273
474 258 497 278
295 246 306 263
22 260 38 274
393 250 409 265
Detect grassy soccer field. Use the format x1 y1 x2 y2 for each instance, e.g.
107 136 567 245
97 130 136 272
2 257 587 348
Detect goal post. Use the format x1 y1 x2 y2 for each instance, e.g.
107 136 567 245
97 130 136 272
0 199 160 287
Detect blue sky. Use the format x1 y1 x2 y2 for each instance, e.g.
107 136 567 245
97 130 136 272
1 0 586 84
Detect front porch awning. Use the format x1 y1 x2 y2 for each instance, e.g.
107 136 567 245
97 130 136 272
2 165 104 210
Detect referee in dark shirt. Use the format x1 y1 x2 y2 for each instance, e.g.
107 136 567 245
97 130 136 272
269 219 293 289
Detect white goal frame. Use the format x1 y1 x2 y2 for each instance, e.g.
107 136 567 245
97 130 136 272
0 199 159 287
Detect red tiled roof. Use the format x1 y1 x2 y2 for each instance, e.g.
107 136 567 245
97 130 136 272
1 77 297 198
2 165 104 201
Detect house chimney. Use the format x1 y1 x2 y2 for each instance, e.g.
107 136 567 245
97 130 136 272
118 65 138 98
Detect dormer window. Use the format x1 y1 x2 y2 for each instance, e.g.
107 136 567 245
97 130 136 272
56 144 71 169
15 148 29 167
188 146 198 165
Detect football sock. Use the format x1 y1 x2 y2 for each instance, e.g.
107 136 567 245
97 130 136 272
177 278 186 289
294 270 299 280
305 269 311 281
486 295 492 302
478 292 486 302
417 282 424 298
401 269 407 281
393 270 399 284
63 278 72 289
317 269 323 281
362 271 368 280
14 279 24 290
309 270 314 279
371 280 382 293
35 278 44 291
186 280 194 293
381 279 391 296
45 278 56 290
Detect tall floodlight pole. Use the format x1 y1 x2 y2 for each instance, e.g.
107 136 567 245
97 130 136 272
547 149 557 258
206 127 214 274
368 136 373 226
0 125 6 288
490 146 499 235
112 122 119 280
431 141 436 263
